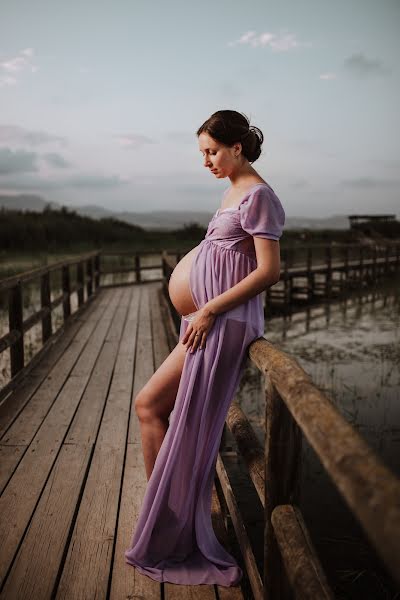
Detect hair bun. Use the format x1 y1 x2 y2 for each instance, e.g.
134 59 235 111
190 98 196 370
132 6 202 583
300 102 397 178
197 110 264 164
249 126 263 143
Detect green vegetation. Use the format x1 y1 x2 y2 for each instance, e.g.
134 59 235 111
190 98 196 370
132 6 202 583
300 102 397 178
1 205 399 279
0 205 208 278
0 205 206 253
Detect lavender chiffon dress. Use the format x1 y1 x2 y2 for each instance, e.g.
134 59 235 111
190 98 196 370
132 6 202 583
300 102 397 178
124 183 285 586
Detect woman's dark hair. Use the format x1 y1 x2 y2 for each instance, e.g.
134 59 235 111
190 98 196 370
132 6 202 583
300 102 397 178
196 110 264 163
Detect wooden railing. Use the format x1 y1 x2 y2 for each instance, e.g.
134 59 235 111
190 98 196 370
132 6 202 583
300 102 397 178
98 249 165 285
0 251 100 402
0 249 168 399
163 242 400 318
2 241 398 401
223 341 400 599
161 258 400 600
275 241 400 308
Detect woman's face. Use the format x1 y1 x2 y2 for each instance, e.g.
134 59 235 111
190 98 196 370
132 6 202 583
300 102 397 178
198 132 240 179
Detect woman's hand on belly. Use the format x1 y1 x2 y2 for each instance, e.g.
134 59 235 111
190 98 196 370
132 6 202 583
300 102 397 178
181 306 216 353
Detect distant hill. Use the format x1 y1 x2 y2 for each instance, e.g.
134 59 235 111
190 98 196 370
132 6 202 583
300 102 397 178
0 193 351 231
0 194 59 212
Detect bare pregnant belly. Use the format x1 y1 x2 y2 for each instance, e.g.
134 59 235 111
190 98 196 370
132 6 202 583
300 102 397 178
168 245 200 316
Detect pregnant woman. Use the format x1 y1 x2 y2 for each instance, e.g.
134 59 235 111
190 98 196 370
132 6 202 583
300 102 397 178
124 109 285 586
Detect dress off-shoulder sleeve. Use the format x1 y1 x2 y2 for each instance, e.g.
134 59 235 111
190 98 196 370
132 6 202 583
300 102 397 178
239 185 285 240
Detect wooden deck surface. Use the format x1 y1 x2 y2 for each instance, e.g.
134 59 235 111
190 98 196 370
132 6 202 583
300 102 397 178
0 283 245 600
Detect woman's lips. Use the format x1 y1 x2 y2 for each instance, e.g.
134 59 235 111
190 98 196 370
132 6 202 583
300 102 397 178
211 169 218 173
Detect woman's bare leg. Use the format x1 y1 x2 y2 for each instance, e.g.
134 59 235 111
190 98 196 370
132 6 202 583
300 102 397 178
134 340 187 480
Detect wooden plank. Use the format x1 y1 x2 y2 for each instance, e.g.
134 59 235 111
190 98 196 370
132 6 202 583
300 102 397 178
0 287 129 587
0 292 139 600
54 286 140 599
111 442 160 599
0 288 109 435
271 504 335 599
225 401 265 507
264 378 297 600
216 455 263 600
0 442 92 599
0 288 118 492
165 584 217 599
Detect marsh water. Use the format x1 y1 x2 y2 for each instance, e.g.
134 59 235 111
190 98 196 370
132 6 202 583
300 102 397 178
223 276 400 600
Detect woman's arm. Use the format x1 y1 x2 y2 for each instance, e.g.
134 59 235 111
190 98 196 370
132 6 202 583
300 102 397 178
204 238 281 316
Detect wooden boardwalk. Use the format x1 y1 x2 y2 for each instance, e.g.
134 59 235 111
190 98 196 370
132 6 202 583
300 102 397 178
0 283 244 600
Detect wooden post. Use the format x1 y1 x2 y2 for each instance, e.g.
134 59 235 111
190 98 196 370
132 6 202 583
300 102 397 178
283 249 290 312
364 245 370 282
8 282 24 377
62 264 71 321
94 253 100 289
359 245 364 282
289 248 294 306
40 272 52 343
135 254 141 283
344 245 349 288
325 245 332 299
306 247 313 301
385 244 390 275
86 258 93 297
264 376 302 599
339 246 345 292
77 261 84 306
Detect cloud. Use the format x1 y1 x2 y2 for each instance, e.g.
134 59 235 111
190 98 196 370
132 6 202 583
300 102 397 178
65 174 130 188
364 158 400 170
228 29 311 52
286 138 339 159
288 177 312 189
343 53 390 78
162 131 196 144
42 152 72 168
112 133 156 148
0 172 130 190
218 80 244 98
0 47 38 87
0 147 39 175
0 124 67 146
340 176 399 189
319 72 337 80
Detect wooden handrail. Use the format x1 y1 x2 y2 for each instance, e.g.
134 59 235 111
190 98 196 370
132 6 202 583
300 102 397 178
248 338 400 597
0 250 99 292
0 252 101 398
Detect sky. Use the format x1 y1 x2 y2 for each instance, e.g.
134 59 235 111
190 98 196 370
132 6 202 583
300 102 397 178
0 0 399 218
